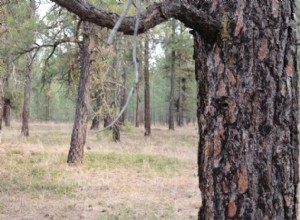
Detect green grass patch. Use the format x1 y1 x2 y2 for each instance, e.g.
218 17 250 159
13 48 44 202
120 121 134 133
9 149 24 155
96 129 113 141
84 152 183 176
26 182 77 195
31 167 46 179
0 151 77 196
97 204 175 220
0 171 78 196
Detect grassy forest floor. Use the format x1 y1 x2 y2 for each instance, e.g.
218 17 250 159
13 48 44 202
0 122 200 220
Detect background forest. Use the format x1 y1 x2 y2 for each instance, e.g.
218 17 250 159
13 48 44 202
0 0 196 126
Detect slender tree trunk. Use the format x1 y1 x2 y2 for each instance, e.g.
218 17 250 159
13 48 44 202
119 65 128 125
44 83 51 121
3 99 10 126
103 115 111 128
21 53 32 136
4 57 12 127
177 77 185 126
67 22 94 164
45 96 50 120
112 124 120 142
90 114 100 130
103 85 112 129
101 44 121 142
168 20 175 130
21 0 36 136
0 78 4 142
194 1 298 219
135 80 141 127
90 95 101 130
144 35 151 136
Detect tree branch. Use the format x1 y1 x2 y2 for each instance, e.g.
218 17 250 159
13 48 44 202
11 37 81 62
49 0 221 42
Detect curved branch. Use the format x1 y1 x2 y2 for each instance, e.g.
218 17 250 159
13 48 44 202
49 0 221 42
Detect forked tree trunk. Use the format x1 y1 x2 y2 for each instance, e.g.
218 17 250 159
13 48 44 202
195 1 298 219
144 35 151 136
168 20 175 130
67 22 94 164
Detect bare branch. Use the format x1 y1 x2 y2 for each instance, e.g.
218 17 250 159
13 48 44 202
107 0 132 45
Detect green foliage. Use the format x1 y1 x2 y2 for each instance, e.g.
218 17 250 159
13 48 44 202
0 0 197 126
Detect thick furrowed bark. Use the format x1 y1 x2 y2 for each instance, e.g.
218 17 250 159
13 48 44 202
195 1 298 219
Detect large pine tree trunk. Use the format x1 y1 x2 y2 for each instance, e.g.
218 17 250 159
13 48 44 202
67 22 94 164
144 35 151 136
194 1 298 219
168 20 176 130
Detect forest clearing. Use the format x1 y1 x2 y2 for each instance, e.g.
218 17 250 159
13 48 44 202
0 122 200 220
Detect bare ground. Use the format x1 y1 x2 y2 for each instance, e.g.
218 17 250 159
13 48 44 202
0 122 200 220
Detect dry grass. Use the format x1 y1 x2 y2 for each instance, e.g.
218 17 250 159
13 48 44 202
0 121 200 220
